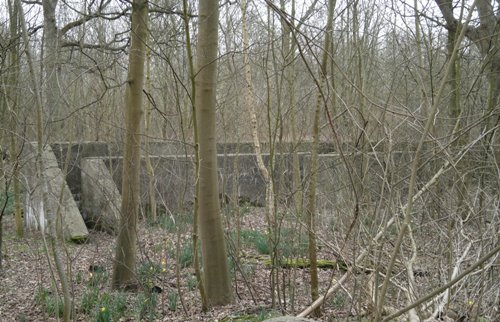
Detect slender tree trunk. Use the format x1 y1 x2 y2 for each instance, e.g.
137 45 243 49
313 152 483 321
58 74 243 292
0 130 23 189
17 0 72 319
144 37 157 223
280 0 302 214
305 0 335 316
112 0 148 290
413 0 428 118
0 207 3 271
182 0 208 310
195 0 233 307
375 5 474 320
241 0 275 232
42 0 60 133
0 134 5 273
7 0 23 238
435 0 500 130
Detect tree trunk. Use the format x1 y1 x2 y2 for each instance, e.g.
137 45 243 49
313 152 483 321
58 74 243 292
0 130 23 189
17 0 73 320
280 0 303 215
195 0 233 307
144 38 157 223
0 146 5 273
42 0 61 132
112 0 148 290
7 0 23 238
183 0 208 309
435 0 500 122
305 0 335 316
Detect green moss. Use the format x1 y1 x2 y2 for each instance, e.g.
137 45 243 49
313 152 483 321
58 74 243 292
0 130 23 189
70 234 88 243
263 258 347 270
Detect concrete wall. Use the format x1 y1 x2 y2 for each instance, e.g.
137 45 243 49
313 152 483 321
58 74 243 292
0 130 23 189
22 143 88 241
45 141 497 220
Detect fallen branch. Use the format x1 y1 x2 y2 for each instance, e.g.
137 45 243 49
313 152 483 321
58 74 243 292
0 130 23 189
382 243 500 322
426 240 472 320
297 146 469 318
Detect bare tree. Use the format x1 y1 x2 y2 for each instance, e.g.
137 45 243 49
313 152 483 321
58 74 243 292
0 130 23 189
112 0 148 290
195 0 233 307
435 0 500 118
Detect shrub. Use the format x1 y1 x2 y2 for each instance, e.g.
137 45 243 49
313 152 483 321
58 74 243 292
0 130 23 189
137 261 162 288
88 269 108 288
134 292 157 321
80 288 126 321
178 241 201 268
34 287 64 318
240 230 269 255
167 292 178 311
187 275 198 291
80 288 99 314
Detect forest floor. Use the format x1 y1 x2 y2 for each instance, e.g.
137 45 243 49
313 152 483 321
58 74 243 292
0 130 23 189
0 207 350 322
2 205 495 321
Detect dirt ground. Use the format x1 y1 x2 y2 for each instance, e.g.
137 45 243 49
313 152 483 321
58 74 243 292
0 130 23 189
0 208 347 321
2 205 498 322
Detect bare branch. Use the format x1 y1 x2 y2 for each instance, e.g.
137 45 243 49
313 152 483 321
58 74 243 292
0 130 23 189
61 40 128 51
383 243 500 322
60 7 129 35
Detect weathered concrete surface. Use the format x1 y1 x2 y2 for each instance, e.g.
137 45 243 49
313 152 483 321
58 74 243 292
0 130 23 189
81 158 121 234
108 141 337 156
23 143 88 241
51 142 110 198
43 141 498 226
104 153 282 213
102 150 420 215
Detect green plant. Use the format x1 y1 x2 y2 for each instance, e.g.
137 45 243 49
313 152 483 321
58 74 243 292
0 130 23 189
257 309 279 321
96 306 111 322
187 275 198 291
81 288 126 321
80 288 99 314
95 292 126 321
278 227 308 257
331 293 346 308
137 261 161 288
109 292 127 317
167 292 178 311
155 212 193 233
134 292 157 321
34 287 64 318
178 241 201 268
156 214 176 232
75 271 83 284
240 230 269 255
88 270 109 288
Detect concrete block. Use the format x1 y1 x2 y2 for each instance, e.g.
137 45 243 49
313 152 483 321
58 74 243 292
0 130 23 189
23 143 88 241
81 158 122 234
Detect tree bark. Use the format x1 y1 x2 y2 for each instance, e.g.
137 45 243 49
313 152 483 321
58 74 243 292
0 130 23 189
17 0 73 320
42 0 61 129
112 0 148 290
305 0 335 316
6 0 23 238
144 38 157 223
182 0 208 309
195 0 233 307
435 0 500 109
